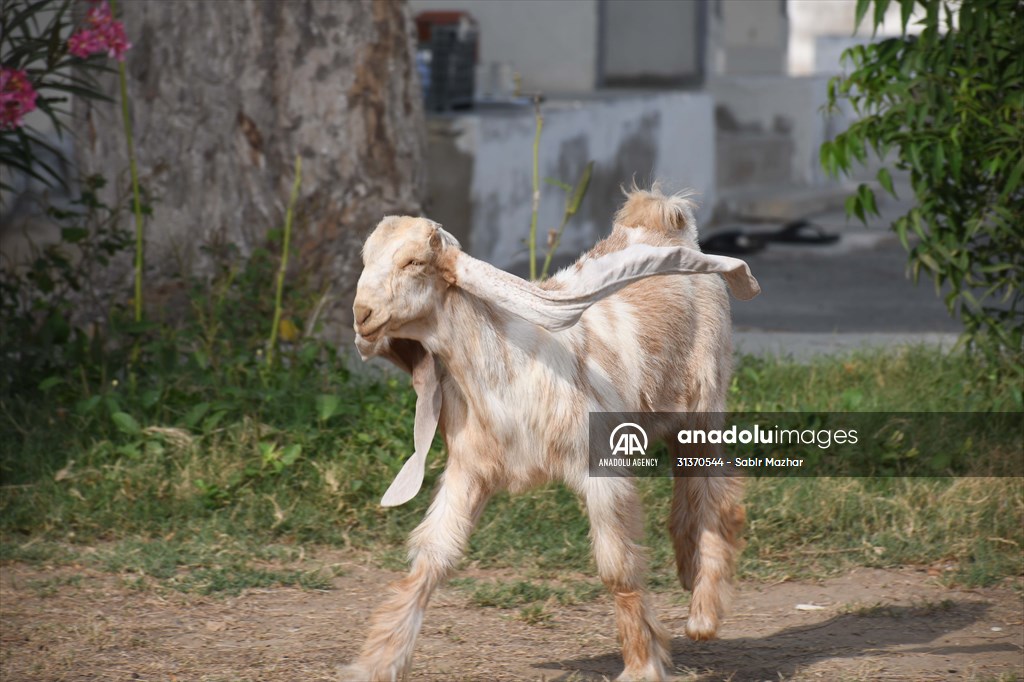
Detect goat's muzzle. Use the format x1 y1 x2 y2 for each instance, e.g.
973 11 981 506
353 303 390 340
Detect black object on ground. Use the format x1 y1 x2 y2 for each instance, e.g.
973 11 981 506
765 220 840 245
701 229 768 255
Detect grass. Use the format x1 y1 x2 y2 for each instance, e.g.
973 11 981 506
1 345 1022 596
450 577 604 609
839 599 956 618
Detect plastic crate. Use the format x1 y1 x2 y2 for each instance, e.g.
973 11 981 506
415 11 478 112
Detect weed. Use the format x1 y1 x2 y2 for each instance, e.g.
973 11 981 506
840 599 956 618
26 574 82 598
515 602 555 626
171 566 332 596
454 578 603 609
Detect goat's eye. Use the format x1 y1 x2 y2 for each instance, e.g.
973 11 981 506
402 259 425 269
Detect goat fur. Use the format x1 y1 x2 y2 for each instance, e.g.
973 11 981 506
344 186 755 681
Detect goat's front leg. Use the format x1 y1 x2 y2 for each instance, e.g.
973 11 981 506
585 477 670 682
342 465 490 681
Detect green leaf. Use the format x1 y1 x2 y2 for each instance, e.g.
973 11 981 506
844 194 859 222
38 376 63 392
184 402 211 429
141 390 162 410
918 252 940 273
60 227 89 243
3 0 53 37
202 411 228 433
281 444 302 467
854 0 872 31
873 0 893 34
909 208 926 239
565 161 594 217
899 0 916 33
1000 158 1024 202
908 143 922 171
76 395 102 416
877 167 896 196
949 147 962 181
111 411 142 436
820 140 835 176
894 216 910 251
859 184 879 218
543 178 571 193
316 394 341 422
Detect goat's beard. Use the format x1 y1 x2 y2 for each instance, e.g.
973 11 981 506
354 332 385 361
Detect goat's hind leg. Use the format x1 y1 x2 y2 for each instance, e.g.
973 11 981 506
585 477 670 682
342 466 490 681
668 440 745 641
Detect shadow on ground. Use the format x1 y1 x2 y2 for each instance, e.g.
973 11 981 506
540 601 1008 680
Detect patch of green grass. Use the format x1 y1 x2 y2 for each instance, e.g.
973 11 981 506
451 578 603 609
84 535 336 595
0 539 75 564
730 345 1023 412
734 477 1024 586
172 566 333 595
26 574 82 597
515 603 555 626
1 346 1021 591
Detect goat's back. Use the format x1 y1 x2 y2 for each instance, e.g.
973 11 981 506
550 187 732 416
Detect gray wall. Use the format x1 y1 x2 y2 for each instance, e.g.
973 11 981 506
602 0 702 85
425 93 716 271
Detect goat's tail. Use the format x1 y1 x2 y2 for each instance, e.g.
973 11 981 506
614 182 698 242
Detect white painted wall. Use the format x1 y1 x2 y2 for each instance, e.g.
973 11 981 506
409 0 599 93
428 93 716 270
709 75 834 186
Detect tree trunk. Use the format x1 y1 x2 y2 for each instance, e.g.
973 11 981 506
76 0 424 336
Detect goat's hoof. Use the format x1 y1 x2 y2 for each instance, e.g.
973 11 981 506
684 612 719 641
616 662 667 682
338 661 398 682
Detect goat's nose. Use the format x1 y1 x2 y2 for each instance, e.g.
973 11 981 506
354 303 373 326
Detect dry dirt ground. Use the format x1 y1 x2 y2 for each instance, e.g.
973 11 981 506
1 553 1021 682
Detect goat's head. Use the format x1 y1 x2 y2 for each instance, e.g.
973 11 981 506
352 216 460 345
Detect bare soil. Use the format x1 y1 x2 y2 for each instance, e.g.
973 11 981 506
1 554 1021 682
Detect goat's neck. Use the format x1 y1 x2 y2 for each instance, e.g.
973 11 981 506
424 289 514 403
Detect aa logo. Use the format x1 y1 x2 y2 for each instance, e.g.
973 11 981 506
610 423 648 456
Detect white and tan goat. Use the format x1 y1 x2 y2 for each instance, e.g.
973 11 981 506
344 187 759 681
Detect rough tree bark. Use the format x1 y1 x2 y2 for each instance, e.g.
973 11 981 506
76 0 424 335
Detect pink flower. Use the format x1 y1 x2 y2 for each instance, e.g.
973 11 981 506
67 1 132 62
68 29 106 59
0 68 38 130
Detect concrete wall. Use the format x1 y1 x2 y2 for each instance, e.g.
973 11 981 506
710 75 833 188
409 0 599 93
424 93 715 271
602 0 701 84
715 0 788 75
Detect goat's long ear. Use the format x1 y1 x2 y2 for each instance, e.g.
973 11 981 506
451 243 760 331
379 348 442 507
352 335 442 507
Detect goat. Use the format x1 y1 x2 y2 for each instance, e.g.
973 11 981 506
344 186 760 681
